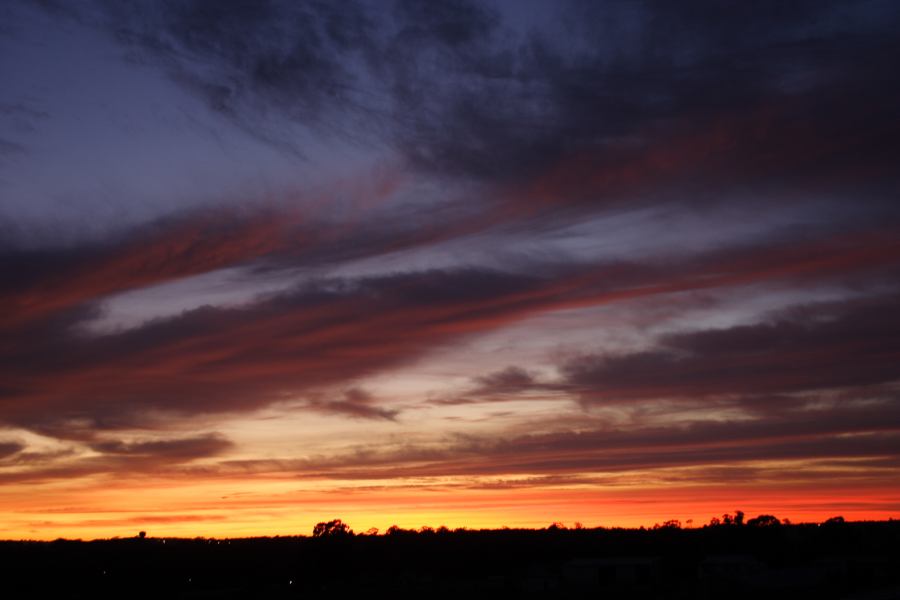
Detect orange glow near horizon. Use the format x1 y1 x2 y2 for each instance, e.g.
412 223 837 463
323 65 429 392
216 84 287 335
2 472 897 541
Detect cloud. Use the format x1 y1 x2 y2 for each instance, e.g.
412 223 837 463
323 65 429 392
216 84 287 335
433 366 550 406
472 366 537 395
2 447 75 466
305 388 399 421
96 0 380 149
32 0 897 216
382 0 900 236
185 392 900 485
0 208 295 329
88 433 233 460
0 265 567 436
0 433 233 484
0 440 24 459
561 292 900 403
443 286 900 418
2 211 900 439
37 513 229 529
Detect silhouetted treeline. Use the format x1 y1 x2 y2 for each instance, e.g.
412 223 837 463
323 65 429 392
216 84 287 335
1 519 898 599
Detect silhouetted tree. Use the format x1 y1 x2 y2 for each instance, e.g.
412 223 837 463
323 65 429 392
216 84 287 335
747 514 781 527
386 525 409 536
823 515 846 525
312 519 353 537
138 531 146 539
721 510 745 526
653 519 682 530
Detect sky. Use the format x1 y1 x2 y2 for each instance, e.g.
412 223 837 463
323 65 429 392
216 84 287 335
1 0 899 540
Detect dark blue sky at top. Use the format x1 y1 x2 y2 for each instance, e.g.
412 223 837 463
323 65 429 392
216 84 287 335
0 0 899 517
3 0 898 233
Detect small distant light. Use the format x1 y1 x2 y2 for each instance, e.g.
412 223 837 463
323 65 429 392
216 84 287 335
289 580 293 585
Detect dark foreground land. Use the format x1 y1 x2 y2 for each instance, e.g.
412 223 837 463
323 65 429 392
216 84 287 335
1 520 899 599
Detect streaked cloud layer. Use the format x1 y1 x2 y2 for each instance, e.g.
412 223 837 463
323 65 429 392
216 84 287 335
1 0 899 538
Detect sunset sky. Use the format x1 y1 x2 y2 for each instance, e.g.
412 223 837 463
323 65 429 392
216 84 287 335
2 0 899 540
